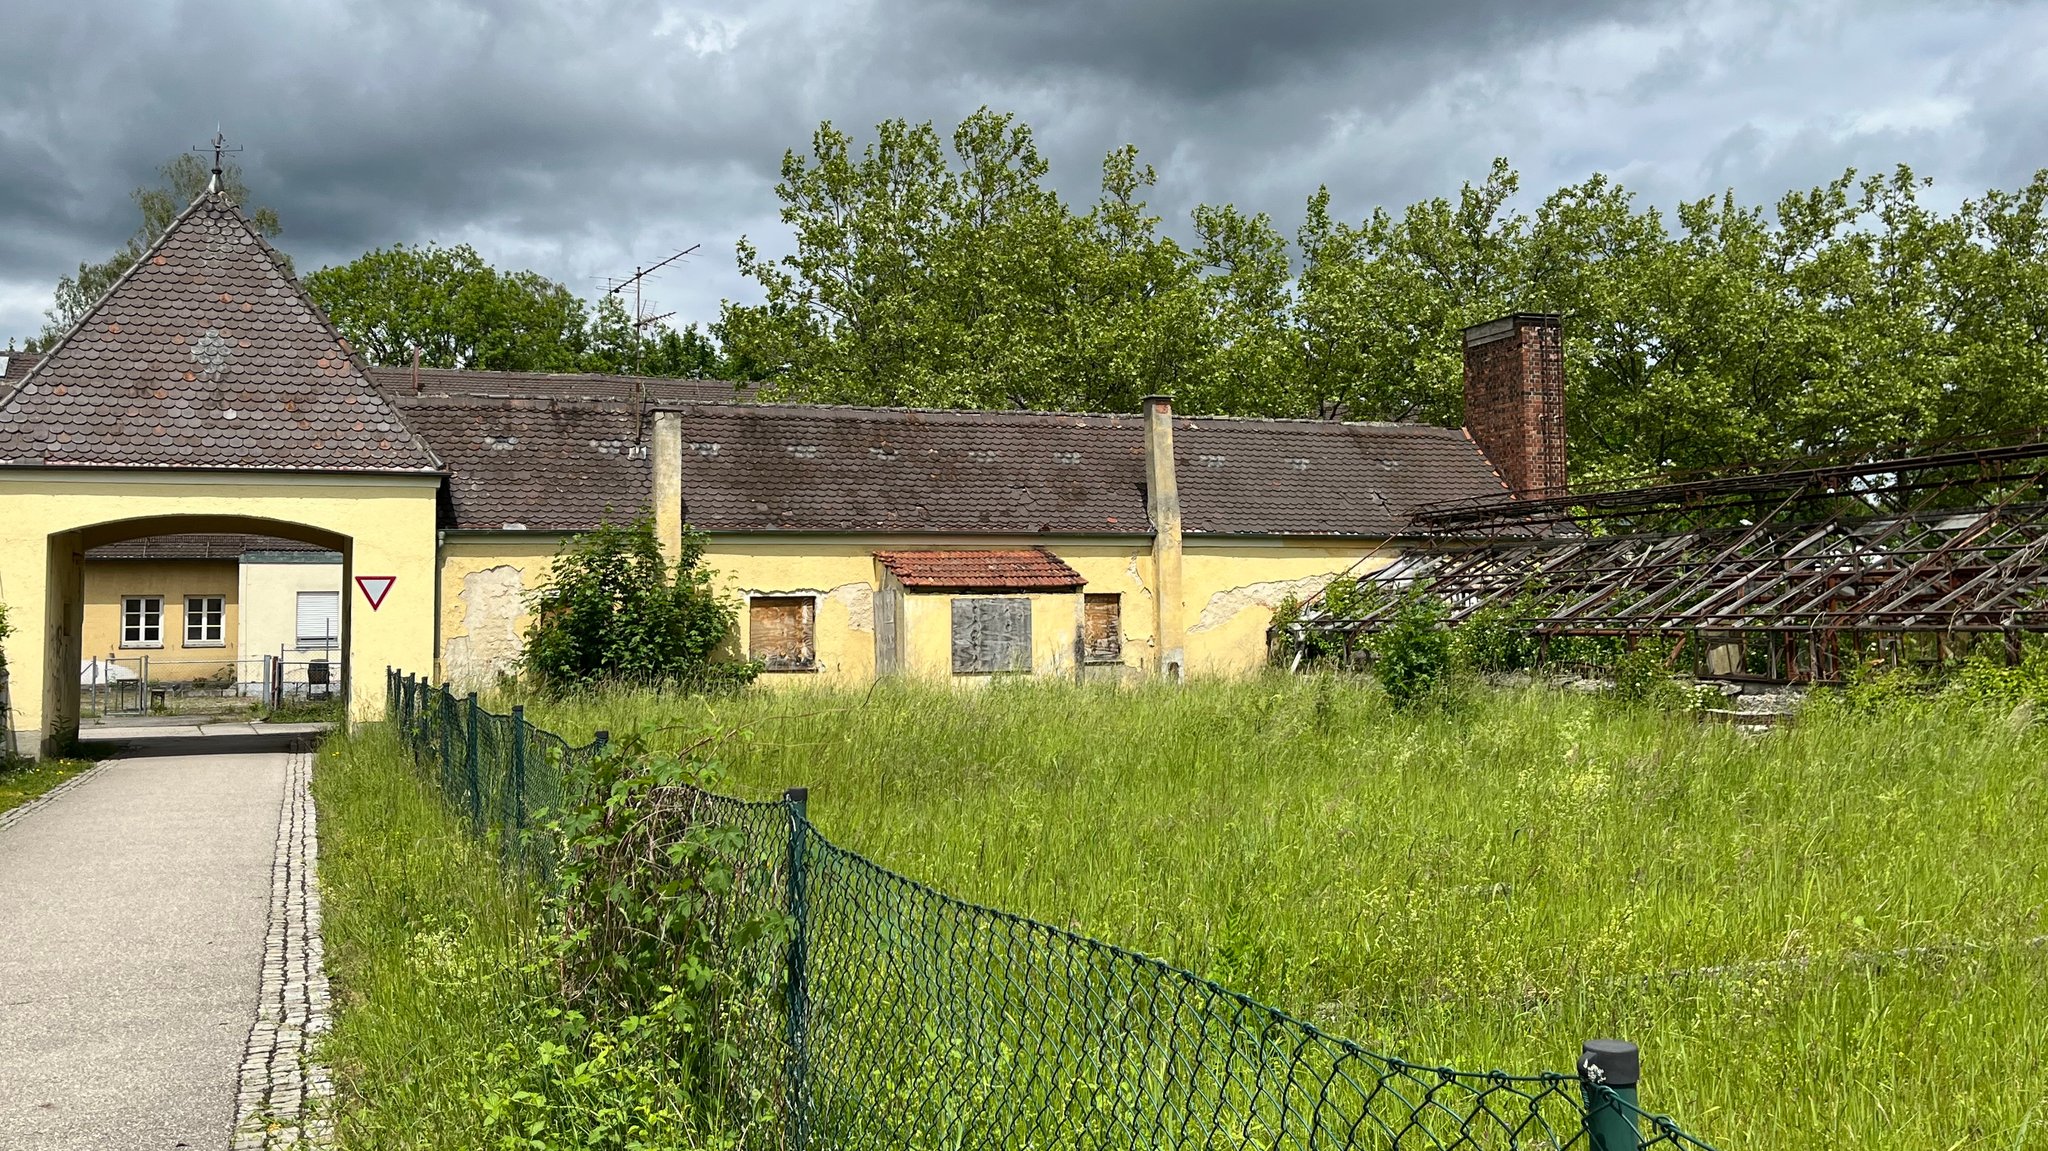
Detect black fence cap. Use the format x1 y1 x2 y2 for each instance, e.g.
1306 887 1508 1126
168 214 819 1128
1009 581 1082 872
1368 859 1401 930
1579 1039 1640 1088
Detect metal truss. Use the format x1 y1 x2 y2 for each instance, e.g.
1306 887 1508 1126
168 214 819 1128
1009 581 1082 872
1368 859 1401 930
1285 436 2048 682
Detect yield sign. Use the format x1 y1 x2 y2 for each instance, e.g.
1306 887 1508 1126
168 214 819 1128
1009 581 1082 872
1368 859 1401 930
355 575 396 611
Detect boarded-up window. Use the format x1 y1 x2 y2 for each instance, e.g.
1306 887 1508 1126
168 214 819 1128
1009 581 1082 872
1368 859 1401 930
1083 594 1122 663
751 596 817 671
952 597 1031 675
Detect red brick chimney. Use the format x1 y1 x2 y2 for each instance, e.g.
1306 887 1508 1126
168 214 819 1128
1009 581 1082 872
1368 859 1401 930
1462 312 1566 499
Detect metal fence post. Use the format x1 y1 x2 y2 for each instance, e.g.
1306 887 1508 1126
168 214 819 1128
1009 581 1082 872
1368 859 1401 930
439 683 456 801
1579 1039 1642 1151
465 692 483 828
784 787 811 1151
509 705 528 862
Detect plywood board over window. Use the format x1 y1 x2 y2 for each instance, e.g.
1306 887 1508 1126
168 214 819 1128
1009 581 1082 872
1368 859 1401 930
751 595 818 671
953 597 1032 675
1083 593 1122 663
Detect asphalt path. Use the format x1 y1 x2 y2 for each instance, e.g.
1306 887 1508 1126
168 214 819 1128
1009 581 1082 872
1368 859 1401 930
0 727 318 1150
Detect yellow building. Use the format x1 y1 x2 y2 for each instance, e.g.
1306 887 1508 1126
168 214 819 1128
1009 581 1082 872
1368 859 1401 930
0 189 1563 755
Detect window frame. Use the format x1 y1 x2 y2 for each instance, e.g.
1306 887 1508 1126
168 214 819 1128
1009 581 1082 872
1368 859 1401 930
749 594 820 672
183 594 226 647
1082 593 1123 664
295 589 341 649
120 595 164 649
951 596 1033 676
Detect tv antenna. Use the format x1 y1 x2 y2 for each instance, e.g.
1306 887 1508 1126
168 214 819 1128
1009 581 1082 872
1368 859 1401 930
606 245 699 335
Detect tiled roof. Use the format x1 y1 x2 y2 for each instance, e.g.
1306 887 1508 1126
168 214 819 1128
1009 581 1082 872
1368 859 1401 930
0 353 40 381
0 193 440 472
1175 418 1509 535
366 366 758 406
876 548 1085 591
84 533 336 560
391 394 1510 537
387 393 651 531
673 404 1152 535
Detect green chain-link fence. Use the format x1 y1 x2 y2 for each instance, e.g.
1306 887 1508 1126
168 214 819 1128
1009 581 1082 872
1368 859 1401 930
386 668 1719 1151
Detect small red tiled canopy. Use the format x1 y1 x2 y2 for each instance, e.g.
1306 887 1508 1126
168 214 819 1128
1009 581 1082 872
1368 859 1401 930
875 548 1084 592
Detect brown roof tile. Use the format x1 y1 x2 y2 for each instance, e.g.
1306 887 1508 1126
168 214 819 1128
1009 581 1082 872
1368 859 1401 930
0 194 440 472
876 548 1085 591
366 366 758 405
672 404 1151 535
84 533 337 560
386 393 651 531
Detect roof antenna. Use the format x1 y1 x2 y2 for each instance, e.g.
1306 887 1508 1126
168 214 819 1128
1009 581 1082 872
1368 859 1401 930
192 126 240 196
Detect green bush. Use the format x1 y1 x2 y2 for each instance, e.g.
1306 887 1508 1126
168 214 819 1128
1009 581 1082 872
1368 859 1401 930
1370 593 1454 709
523 516 756 693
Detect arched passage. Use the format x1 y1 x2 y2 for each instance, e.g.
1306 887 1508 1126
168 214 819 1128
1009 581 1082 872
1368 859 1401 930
0 472 442 757
45 515 353 746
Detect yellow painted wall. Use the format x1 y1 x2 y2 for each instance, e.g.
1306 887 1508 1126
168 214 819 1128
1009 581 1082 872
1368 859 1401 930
1181 537 1397 676
80 559 241 681
896 590 1086 682
0 470 441 752
239 557 345 668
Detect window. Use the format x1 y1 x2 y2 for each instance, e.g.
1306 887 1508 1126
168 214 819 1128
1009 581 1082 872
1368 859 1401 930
952 597 1031 675
1083 594 1122 663
120 596 163 648
750 596 817 671
296 590 341 648
184 595 225 646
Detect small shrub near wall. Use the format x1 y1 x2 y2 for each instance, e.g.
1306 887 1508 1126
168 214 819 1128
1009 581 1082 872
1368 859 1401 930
522 516 759 694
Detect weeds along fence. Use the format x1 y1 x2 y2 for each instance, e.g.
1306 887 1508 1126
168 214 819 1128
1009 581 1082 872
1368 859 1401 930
386 669 1720 1151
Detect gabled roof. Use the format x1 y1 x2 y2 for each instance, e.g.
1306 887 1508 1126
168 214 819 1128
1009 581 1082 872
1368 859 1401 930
0 193 440 472
876 548 1085 591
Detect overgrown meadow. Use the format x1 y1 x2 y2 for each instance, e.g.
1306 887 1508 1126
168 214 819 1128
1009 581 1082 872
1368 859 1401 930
509 677 2048 1150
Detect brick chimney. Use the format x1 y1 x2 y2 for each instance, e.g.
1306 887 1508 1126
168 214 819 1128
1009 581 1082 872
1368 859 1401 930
1461 312 1566 499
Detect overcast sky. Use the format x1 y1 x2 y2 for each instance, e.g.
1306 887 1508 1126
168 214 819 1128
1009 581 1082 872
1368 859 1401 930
4 0 2045 348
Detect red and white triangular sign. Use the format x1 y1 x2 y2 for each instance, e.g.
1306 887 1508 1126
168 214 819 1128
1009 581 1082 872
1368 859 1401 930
355 575 396 611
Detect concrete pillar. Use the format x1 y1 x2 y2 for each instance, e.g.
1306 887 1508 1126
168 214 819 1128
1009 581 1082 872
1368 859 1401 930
651 409 685 571
1143 395 1185 680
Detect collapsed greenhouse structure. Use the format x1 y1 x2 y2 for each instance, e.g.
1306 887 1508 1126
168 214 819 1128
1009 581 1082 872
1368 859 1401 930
1280 435 2048 684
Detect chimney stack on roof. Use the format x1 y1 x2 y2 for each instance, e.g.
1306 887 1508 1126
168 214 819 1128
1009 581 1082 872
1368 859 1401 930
1461 312 1566 499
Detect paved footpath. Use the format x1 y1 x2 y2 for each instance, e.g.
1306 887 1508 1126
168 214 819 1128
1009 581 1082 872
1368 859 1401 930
0 726 331 1151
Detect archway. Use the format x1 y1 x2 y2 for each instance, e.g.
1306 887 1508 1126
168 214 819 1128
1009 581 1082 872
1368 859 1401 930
44 515 354 749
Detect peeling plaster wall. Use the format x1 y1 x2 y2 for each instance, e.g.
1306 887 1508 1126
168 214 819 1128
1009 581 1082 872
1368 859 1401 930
1181 539 1397 676
436 535 566 691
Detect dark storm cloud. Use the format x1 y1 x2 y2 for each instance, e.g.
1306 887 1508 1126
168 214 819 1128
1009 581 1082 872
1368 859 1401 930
3 0 2046 346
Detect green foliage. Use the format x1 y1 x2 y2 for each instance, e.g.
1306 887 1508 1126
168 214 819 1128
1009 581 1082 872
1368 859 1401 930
1270 577 1384 665
1370 593 1454 709
304 243 594 371
716 108 1299 415
37 154 283 346
521 517 754 693
721 111 2048 481
1448 599 1543 674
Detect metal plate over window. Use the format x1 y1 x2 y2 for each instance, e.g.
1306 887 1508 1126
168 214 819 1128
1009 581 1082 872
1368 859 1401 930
952 597 1031 675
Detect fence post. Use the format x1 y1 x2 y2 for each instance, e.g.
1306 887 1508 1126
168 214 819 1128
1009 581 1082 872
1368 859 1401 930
440 683 456 801
1579 1039 1641 1151
465 692 483 828
784 787 811 1151
509 705 528 862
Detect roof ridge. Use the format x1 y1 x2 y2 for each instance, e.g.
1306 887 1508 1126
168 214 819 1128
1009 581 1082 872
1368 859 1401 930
656 397 1461 434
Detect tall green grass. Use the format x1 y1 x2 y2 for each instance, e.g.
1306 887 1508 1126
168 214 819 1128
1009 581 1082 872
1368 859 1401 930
314 723 547 1147
520 677 2048 1150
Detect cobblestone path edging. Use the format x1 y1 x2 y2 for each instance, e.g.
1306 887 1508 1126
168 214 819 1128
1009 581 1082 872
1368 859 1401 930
232 741 334 1148
0 762 112 834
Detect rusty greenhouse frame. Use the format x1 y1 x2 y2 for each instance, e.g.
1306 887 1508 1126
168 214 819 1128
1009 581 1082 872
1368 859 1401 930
1281 435 2048 683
